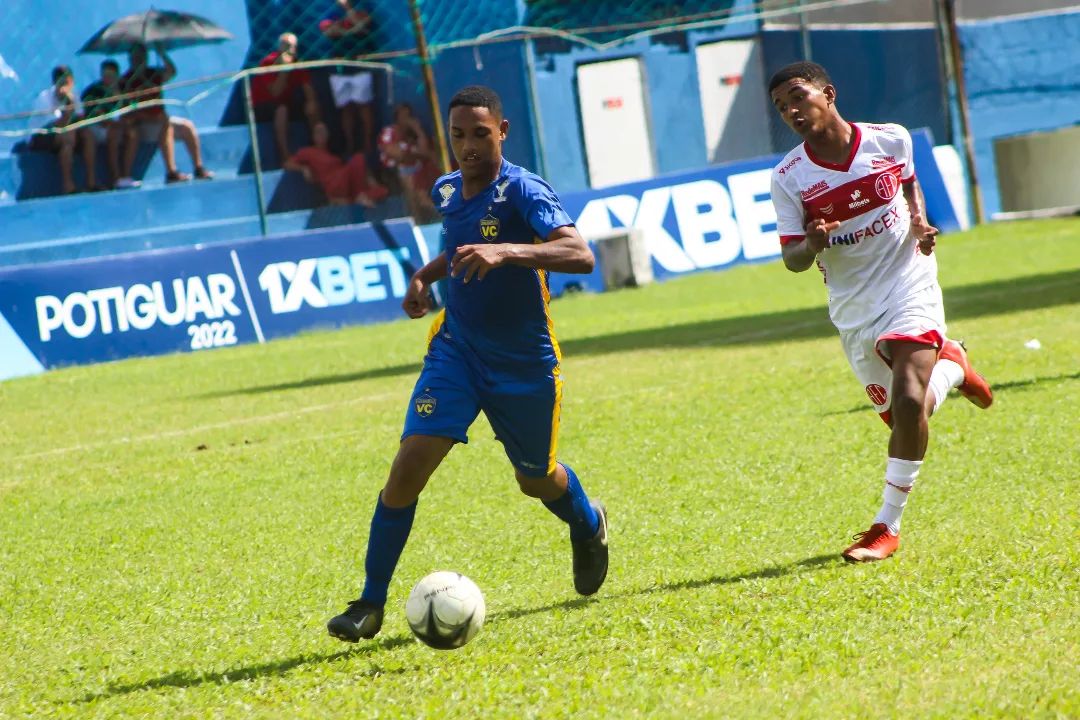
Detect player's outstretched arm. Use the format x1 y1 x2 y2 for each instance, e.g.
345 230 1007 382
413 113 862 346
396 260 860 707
402 251 447 318
451 225 594 283
902 179 939 255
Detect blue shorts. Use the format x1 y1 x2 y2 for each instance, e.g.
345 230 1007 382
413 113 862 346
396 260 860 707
402 331 562 477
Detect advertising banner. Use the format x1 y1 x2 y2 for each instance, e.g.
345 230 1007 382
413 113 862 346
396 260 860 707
548 128 960 295
0 220 427 380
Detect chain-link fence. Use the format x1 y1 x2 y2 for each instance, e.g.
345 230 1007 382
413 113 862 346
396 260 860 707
1 0 1077 225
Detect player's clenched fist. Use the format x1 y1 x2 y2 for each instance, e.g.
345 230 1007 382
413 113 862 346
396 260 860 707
804 217 841 253
452 244 507 283
402 276 430 318
910 213 939 256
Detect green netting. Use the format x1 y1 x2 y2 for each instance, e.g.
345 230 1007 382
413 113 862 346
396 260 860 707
523 0 740 41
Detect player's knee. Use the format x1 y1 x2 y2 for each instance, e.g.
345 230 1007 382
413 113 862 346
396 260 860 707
514 468 556 498
891 388 925 424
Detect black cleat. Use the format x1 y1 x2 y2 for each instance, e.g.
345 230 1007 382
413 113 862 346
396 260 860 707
572 501 609 596
327 599 384 643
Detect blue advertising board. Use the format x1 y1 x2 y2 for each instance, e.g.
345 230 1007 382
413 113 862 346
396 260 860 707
548 128 961 296
0 219 428 380
1 130 960 381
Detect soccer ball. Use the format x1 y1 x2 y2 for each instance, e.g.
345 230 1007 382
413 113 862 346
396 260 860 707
405 571 486 650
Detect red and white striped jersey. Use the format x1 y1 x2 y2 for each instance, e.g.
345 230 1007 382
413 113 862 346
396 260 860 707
770 122 938 331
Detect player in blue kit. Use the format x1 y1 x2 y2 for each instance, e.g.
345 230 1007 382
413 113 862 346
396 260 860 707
327 86 608 643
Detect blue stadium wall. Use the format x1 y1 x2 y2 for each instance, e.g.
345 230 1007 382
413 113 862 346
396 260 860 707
958 9 1080 216
530 22 949 194
0 0 252 129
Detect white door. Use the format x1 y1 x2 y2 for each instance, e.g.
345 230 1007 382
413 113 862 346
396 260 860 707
696 39 773 164
577 58 656 188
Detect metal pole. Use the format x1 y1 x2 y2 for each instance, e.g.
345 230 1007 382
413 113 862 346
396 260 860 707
523 39 549 177
242 73 268 237
409 0 451 173
798 0 813 61
932 0 956 145
940 0 984 225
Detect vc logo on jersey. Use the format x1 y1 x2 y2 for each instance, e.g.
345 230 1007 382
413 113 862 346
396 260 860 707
414 391 437 417
479 214 500 241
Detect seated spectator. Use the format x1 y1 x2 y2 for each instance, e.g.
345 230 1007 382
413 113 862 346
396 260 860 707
251 33 321 164
320 0 376 158
284 122 387 207
29 65 101 194
80 59 127 188
378 103 440 222
118 43 214 186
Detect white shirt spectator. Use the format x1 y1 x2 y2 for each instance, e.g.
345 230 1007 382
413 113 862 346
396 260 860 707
31 87 82 129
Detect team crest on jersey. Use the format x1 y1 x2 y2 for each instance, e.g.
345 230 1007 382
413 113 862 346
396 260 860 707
875 172 900 200
479 214 500 241
493 178 510 203
865 384 888 406
438 183 456 208
415 392 437 417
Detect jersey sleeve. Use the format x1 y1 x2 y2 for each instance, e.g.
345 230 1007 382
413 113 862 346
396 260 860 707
770 172 806 246
898 126 916 183
515 174 573 240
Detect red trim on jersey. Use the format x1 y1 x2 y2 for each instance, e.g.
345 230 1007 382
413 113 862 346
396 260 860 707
803 123 862 173
878 409 893 427
780 234 805 246
901 173 916 184
801 164 905 224
873 329 944 368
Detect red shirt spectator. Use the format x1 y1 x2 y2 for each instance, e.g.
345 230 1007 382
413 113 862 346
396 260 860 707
285 123 387 207
251 51 311 105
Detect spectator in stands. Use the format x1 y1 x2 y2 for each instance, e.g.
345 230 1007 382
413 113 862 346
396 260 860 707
284 121 387 207
118 43 214 187
377 103 441 222
320 0 376 158
251 32 321 164
80 59 127 189
30 66 101 194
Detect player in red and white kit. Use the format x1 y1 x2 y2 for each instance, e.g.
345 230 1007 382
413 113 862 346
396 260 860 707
767 62 993 562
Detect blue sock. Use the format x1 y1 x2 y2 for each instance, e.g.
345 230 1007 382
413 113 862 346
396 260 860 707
542 463 599 541
360 495 417 607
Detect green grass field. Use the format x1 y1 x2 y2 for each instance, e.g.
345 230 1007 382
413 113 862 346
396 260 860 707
1 219 1077 718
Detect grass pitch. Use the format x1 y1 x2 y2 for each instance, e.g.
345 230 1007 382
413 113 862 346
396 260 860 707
1 219 1077 718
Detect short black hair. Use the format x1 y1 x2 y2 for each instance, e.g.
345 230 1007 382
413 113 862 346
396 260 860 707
101 59 120 73
448 85 503 119
51 65 72 84
768 61 832 93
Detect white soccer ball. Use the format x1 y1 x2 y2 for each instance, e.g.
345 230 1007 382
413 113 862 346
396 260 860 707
405 571 486 650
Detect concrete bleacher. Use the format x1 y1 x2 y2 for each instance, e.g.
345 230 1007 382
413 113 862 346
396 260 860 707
0 120 407 268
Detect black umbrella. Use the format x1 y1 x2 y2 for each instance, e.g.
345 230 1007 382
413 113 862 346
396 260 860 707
78 9 233 54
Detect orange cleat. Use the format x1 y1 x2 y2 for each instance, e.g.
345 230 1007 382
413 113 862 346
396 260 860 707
938 339 993 409
842 523 900 562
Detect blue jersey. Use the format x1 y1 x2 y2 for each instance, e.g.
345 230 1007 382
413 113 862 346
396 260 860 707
429 158 573 371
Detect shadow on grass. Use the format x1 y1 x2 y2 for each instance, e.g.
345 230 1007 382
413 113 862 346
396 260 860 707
73 634 414 704
205 268 1080 400
491 553 838 624
822 370 1080 417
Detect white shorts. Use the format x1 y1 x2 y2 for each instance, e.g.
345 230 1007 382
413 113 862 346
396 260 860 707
329 72 373 108
133 116 191 143
839 283 947 416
